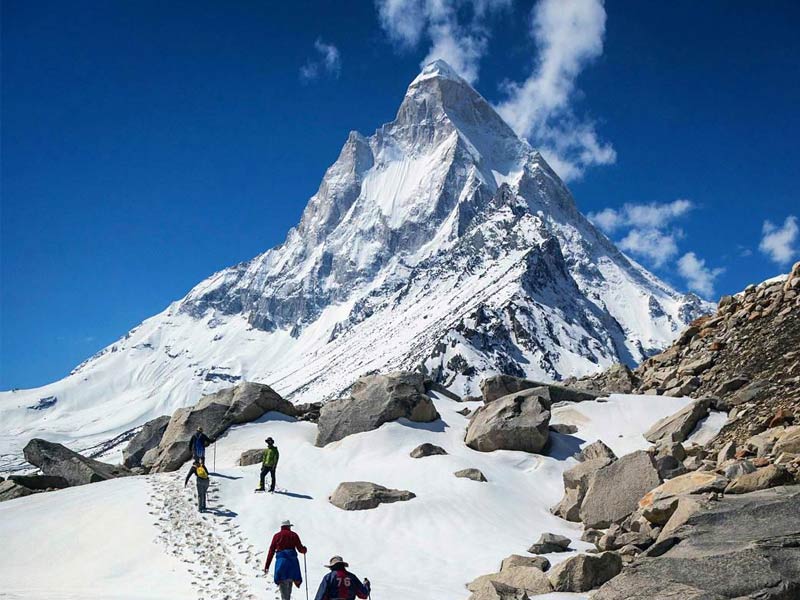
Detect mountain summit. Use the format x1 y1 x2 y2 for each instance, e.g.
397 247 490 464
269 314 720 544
0 61 708 468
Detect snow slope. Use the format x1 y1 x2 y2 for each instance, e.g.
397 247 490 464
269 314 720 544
0 394 723 600
0 60 710 470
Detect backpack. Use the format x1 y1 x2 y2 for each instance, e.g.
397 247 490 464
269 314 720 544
196 464 209 479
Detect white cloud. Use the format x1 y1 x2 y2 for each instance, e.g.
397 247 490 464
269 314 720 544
496 0 613 180
300 39 341 82
759 215 798 265
588 199 693 233
678 252 724 298
375 0 510 84
618 228 680 268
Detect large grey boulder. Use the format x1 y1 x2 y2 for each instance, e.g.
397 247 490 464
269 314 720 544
147 382 295 472
329 481 415 511
576 440 617 463
238 449 265 466
594 486 800 600
773 425 800 455
552 457 613 521
480 374 598 404
548 552 622 592
500 555 550 572
638 472 729 510
467 580 531 600
316 372 439 447
644 399 711 444
579 450 662 528
23 439 131 486
9 474 70 490
122 415 170 468
527 532 571 554
465 390 550 453
0 480 35 502
455 468 488 482
725 464 793 494
468 567 553 596
409 443 447 458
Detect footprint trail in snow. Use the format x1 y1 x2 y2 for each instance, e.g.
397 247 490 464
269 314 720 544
148 473 278 600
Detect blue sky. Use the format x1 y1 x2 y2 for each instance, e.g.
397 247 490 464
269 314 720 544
2 0 799 389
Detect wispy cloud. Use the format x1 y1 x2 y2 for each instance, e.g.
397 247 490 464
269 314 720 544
375 0 510 84
300 39 342 82
678 252 724 298
496 0 614 180
618 228 681 268
759 215 798 265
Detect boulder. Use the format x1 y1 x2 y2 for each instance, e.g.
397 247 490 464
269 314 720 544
725 465 793 494
549 424 578 435
552 457 613 521
744 426 787 457
576 440 617 463
328 481 415 511
527 532 571 554
122 415 170 468
500 555 550 572
774 426 800 455
148 382 295 471
467 580 531 600
580 450 662 528
23 439 131 486
465 390 550 453
548 552 622 592
316 372 439 447
638 472 729 510
716 441 737 464
594 486 800 600
238 449 264 466
468 566 553 596
644 399 711 444
480 374 598 404
9 474 70 490
720 459 756 480
409 443 448 458
0 480 34 502
455 468 488 482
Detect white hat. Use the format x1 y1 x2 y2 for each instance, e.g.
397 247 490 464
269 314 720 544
281 520 293 527
325 556 348 568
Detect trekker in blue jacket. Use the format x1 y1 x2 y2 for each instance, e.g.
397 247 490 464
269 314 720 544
314 556 370 600
188 427 213 465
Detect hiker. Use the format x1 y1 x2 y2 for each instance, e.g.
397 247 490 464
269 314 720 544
189 426 213 465
314 556 370 600
264 519 307 600
256 437 279 492
184 459 211 512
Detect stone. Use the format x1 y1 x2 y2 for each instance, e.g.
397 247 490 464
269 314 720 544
527 532 571 554
0 480 35 502
580 451 662 528
644 399 712 444
638 472 729 510
547 552 622 593
594 486 800 600
23 439 131 486
500 555 550 572
468 566 552 597
552 457 612 521
663 376 701 397
655 441 687 463
678 356 715 376
465 390 550 454
122 415 170 468
640 497 680 526
8 474 70 490
716 441 737 464
745 426 787 457
479 374 598 404
238 449 264 466
328 481 415 511
654 455 687 480
410 443 448 458
720 459 756 480
715 375 750 395
576 440 617 463
774 425 800 455
149 382 295 471
467 580 531 600
549 424 578 435
316 372 439 447
457 407 472 417
455 468 487 482
581 528 604 544
725 465 793 494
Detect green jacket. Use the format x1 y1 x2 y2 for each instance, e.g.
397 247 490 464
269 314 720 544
262 446 279 467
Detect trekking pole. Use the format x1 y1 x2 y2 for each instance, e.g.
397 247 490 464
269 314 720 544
303 553 309 600
213 440 217 472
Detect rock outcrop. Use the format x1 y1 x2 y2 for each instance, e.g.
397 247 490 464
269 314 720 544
122 415 170 468
455 468 487 482
238 449 264 466
547 552 622 593
552 456 614 521
23 439 131 486
479 374 598 404
328 481 415 511
0 480 34 502
527 533 571 554
146 382 295 472
316 372 439 447
643 399 711 444
409 443 448 458
465 389 550 453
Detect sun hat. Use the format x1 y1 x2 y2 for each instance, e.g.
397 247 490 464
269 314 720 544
266 437 274 443
324 556 348 568
281 520 293 527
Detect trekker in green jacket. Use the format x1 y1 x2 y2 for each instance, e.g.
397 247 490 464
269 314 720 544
256 437 280 492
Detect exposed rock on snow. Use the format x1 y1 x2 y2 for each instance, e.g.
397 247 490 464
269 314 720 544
465 390 550 453
147 382 294 472
576 439 617 463
643 399 711 444
328 481 416 511
409 443 448 458
499 555 549 572
467 565 553 597
479 374 598 404
0 480 35 502
23 439 131 486
122 415 170 468
527 532 571 554
552 456 614 521
579 450 662 528
563 363 639 395
638 472 728 509
467 579 532 600
315 372 439 447
8 474 70 490
237 448 264 466
547 552 622 593
455 468 487 482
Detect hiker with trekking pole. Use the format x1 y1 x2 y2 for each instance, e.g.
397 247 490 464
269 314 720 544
184 458 211 513
264 519 307 600
188 426 214 466
314 556 370 600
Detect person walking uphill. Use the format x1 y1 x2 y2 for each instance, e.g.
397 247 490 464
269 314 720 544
184 459 211 512
314 556 370 600
189 426 214 465
256 437 279 492
264 520 307 600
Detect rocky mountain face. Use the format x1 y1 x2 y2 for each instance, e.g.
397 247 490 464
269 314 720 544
0 60 707 470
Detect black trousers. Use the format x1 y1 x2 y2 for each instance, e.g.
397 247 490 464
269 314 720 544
259 465 276 491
